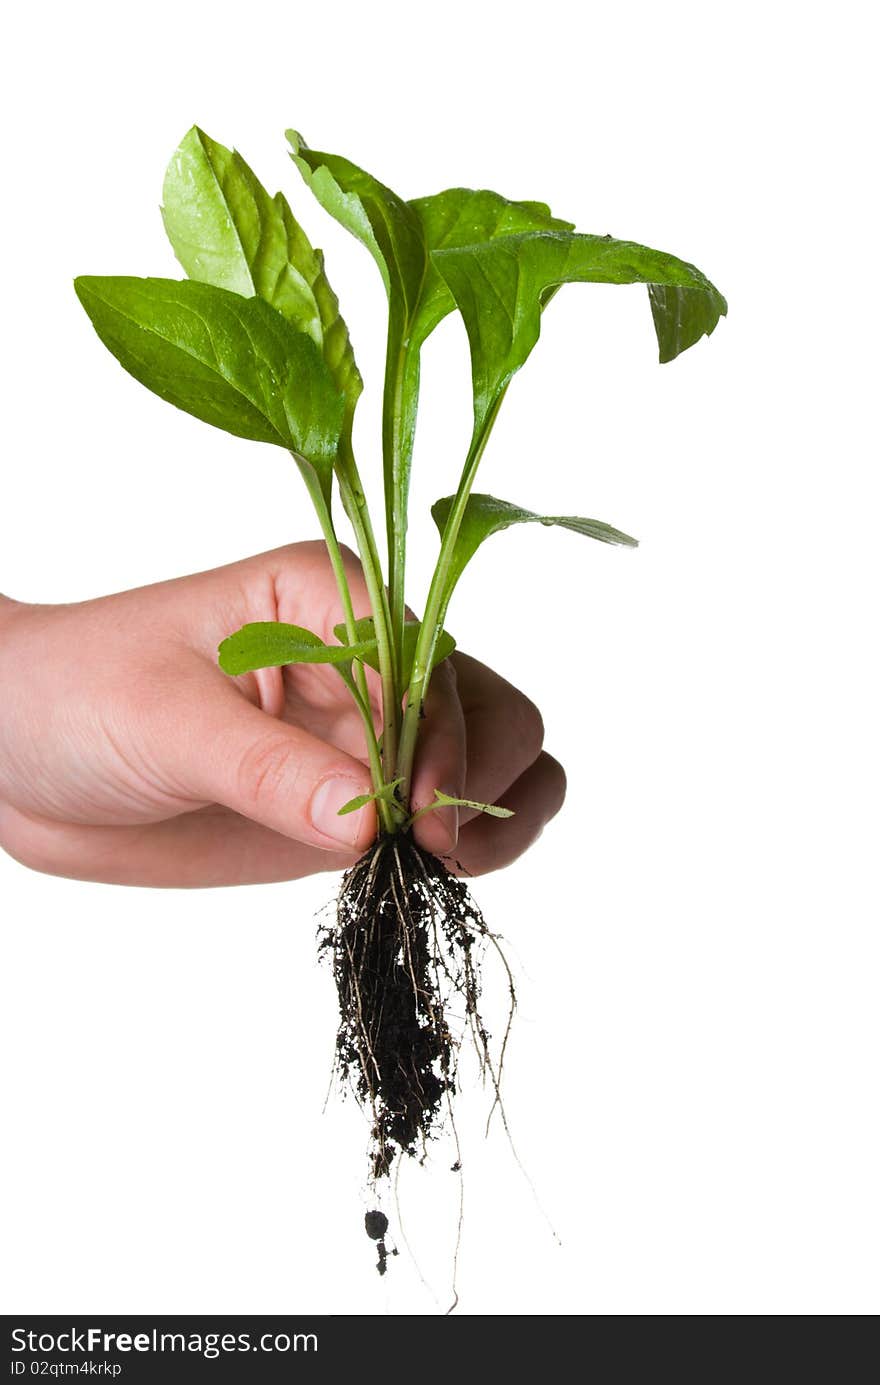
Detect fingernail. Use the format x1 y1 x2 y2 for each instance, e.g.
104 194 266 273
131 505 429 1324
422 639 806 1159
310 777 368 848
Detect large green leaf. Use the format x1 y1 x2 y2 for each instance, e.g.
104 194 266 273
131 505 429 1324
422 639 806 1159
162 127 361 419
286 130 580 642
432 231 727 432
286 130 430 640
218 622 377 675
333 617 455 687
408 187 574 348
286 130 428 323
74 276 344 468
432 492 638 594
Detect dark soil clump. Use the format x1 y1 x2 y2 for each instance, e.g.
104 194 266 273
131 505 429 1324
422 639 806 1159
364 1209 397 1275
321 834 508 1185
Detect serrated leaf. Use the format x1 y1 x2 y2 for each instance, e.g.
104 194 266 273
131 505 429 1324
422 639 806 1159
432 492 638 593
74 277 344 468
333 617 455 687
162 127 362 422
218 621 377 675
432 230 727 433
337 778 403 816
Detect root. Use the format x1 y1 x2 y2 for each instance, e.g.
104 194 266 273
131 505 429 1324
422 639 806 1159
320 834 515 1187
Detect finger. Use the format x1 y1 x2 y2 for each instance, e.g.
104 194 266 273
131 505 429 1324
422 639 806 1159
447 751 567 877
162 676 376 853
0 800 355 887
274 540 375 640
169 541 376 663
451 653 546 822
410 658 467 855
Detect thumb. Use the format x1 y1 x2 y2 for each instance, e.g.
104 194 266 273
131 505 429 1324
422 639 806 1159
173 683 377 853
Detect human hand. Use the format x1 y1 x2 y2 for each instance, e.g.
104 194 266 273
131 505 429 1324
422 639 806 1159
0 544 565 887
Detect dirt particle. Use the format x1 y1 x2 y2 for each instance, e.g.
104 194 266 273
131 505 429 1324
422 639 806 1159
364 1210 388 1241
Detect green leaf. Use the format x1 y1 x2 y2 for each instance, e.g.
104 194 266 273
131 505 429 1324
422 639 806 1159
162 127 361 421
433 789 514 819
287 130 428 321
218 622 377 675
286 134 581 650
408 788 515 828
432 230 727 432
74 276 344 468
333 617 455 686
337 779 403 816
432 492 638 593
287 131 574 360
408 187 574 349
287 131 429 583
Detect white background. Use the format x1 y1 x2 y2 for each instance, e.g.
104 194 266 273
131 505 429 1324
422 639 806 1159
1 0 877 1315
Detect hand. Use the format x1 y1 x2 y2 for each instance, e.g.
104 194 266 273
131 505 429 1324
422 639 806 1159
0 543 565 887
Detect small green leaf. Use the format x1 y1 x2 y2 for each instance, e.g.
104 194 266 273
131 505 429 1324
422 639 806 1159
74 277 344 469
432 492 638 595
337 778 403 816
218 622 377 675
408 788 515 828
162 127 362 422
432 230 727 432
433 789 514 819
333 617 455 686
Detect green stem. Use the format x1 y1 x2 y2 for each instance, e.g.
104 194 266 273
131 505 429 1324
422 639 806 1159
335 664 389 809
334 433 402 820
383 339 418 679
395 388 509 801
294 456 394 835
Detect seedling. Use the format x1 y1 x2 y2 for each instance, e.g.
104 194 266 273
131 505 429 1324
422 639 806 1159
76 126 725 1227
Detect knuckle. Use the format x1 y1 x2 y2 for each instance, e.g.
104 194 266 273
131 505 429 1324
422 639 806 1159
266 540 323 578
336 542 360 568
426 655 458 704
543 753 568 817
236 731 303 814
282 539 323 561
510 692 545 763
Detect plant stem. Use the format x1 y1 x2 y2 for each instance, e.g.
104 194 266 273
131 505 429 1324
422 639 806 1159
294 456 395 835
383 340 419 679
395 388 509 802
334 433 403 823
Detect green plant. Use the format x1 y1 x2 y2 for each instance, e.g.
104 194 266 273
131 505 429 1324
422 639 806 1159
75 126 726 1216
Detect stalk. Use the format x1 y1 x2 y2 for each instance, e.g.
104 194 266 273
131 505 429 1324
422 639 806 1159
383 340 419 677
334 433 403 817
396 388 509 802
295 456 395 835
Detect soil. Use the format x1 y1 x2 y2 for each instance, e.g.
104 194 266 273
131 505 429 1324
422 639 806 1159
321 833 512 1192
364 1210 397 1275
